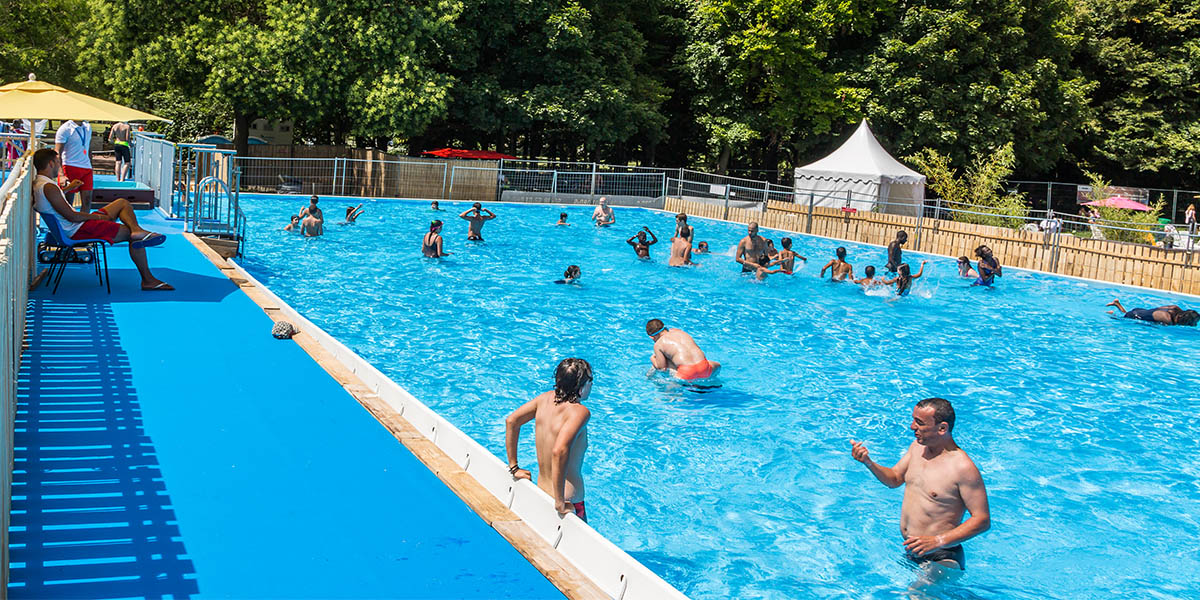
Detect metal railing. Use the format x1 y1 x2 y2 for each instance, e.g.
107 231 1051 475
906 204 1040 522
132 132 176 217
0 149 35 594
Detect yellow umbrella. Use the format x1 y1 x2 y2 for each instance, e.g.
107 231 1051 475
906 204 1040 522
0 75 168 122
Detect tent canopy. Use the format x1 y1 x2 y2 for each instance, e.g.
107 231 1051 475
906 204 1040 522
793 120 925 216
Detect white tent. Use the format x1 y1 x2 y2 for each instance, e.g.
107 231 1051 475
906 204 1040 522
793 120 925 217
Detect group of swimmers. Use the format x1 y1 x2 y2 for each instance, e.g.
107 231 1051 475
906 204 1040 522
283 195 364 236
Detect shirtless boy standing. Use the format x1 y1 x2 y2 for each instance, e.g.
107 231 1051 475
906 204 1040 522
768 237 806 274
459 202 496 241
820 247 854 281
645 319 721 380
851 398 990 573
505 358 594 521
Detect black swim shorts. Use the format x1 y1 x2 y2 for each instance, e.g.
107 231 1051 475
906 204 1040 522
907 544 964 570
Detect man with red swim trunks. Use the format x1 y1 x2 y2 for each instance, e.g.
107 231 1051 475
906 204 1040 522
646 319 721 380
55 120 94 212
33 148 173 291
504 358 592 522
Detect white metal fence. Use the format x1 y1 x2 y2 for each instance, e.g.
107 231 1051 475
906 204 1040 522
0 151 34 595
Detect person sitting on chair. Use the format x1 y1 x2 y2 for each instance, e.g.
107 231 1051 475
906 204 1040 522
33 148 172 291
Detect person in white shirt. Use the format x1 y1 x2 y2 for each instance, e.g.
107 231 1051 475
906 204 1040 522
32 148 172 291
54 120 94 212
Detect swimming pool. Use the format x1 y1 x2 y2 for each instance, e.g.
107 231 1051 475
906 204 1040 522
239 195 1200 600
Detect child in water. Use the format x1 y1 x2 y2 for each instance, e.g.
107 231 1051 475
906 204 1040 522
957 256 977 278
768 237 807 274
555 265 582 284
695 241 710 254
556 212 569 225
853 265 884 288
882 261 928 296
820 247 854 281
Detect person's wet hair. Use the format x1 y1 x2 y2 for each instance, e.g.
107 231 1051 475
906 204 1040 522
564 265 581 279
836 247 847 260
310 195 319 204
473 202 482 210
974 244 990 258
554 358 593 405
1177 310 1200 326
430 219 443 232
560 212 567 219
864 265 875 278
958 256 970 263
897 230 908 243
781 237 792 249
698 241 709 249
676 213 687 222
916 397 955 432
645 318 665 336
33 148 58 171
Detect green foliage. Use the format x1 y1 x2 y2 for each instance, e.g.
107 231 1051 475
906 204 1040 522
0 0 90 90
1074 1 1200 185
856 0 1092 176
909 142 1031 228
1080 171 1166 243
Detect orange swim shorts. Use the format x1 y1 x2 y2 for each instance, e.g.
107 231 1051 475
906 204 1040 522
675 361 719 380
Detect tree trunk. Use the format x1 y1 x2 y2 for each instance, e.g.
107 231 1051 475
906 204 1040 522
716 142 731 174
233 111 253 156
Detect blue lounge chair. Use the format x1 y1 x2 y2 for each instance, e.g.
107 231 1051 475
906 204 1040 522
37 210 111 294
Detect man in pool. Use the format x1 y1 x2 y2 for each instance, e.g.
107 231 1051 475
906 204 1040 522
422 220 450 257
299 195 322 221
850 398 990 573
505 358 593 521
1105 298 1200 326
886 230 908 272
627 227 658 259
645 319 721 380
668 233 695 267
734 222 770 273
459 202 496 241
592 197 615 226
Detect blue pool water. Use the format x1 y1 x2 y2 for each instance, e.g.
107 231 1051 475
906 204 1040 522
240 195 1200 600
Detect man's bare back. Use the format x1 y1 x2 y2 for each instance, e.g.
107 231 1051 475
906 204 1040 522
668 236 694 267
646 320 721 380
531 390 589 503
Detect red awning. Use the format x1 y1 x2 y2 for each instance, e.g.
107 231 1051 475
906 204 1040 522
422 148 517 160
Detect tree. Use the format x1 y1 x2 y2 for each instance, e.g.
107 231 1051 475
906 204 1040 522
1074 0 1200 188
685 0 895 175
855 0 1092 178
909 142 1031 228
0 0 89 90
80 0 458 153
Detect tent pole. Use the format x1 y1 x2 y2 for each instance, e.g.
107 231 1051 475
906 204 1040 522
806 193 814 233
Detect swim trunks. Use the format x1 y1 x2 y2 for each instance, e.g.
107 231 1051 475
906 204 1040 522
572 501 587 522
62 165 94 192
972 276 993 287
907 544 964 570
675 360 719 380
1124 308 1157 322
70 209 120 243
113 143 131 163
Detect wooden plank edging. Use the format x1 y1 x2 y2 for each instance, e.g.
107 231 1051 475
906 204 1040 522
182 233 615 600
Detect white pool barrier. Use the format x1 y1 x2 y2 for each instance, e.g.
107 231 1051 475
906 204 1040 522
227 260 689 600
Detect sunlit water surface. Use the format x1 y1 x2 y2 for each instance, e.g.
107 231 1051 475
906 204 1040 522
240 195 1200 600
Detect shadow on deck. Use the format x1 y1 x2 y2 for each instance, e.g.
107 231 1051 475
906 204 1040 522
8 298 199 599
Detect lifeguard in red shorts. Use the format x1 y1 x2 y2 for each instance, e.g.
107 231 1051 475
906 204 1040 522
645 319 721 380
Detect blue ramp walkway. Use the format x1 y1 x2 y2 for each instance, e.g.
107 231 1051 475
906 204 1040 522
8 213 562 599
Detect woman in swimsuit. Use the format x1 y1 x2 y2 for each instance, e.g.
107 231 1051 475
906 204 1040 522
957 256 977 278
973 245 1001 286
882 261 927 296
422 220 450 258
1106 299 1199 326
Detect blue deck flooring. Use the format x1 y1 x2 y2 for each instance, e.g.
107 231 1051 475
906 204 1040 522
8 212 562 599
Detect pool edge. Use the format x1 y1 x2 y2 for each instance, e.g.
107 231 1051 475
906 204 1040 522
181 232 688 600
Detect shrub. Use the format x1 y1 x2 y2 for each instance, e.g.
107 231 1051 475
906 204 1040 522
1080 172 1165 244
907 143 1030 229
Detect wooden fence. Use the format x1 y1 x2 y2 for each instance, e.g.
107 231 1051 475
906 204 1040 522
664 197 1200 296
